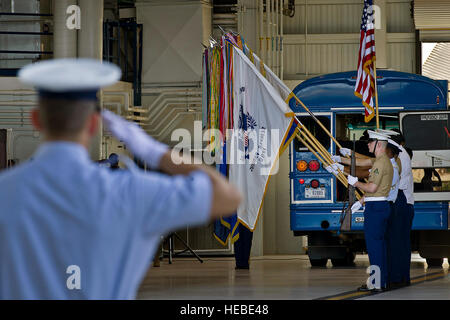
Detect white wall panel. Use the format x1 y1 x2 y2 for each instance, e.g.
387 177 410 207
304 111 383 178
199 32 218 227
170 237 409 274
283 44 305 78
387 1 414 33
284 40 414 79
284 40 364 79
388 42 416 73
306 3 361 34
283 1 362 34
284 0 413 34
136 1 211 85
283 4 306 34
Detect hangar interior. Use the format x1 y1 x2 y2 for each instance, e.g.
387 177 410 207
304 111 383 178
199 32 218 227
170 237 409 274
0 0 449 300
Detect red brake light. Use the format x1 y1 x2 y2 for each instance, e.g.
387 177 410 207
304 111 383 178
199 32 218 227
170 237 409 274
308 160 320 171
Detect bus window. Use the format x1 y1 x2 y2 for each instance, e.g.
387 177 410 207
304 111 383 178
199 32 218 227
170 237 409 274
335 113 399 156
413 168 450 193
293 116 331 152
401 112 450 151
334 112 399 202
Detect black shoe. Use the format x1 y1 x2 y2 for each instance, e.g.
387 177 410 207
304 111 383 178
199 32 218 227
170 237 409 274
357 284 371 292
357 284 385 292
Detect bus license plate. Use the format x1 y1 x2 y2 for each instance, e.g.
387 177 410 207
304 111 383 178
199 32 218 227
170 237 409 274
305 187 326 198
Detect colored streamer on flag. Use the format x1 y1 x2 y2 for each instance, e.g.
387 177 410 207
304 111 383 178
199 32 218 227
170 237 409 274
354 0 376 123
205 32 300 240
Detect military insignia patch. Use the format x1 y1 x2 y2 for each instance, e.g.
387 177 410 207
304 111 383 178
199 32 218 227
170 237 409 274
373 168 379 175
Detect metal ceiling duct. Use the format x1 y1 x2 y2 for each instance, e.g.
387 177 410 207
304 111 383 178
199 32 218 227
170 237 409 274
422 43 450 82
414 0 450 30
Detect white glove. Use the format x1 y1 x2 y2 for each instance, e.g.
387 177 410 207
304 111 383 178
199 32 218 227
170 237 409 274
324 165 337 175
351 201 362 213
102 110 169 169
331 162 344 173
339 148 352 157
331 155 341 163
347 174 358 186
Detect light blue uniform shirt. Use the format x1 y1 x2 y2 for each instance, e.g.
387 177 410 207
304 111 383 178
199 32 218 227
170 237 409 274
0 142 212 299
387 157 400 202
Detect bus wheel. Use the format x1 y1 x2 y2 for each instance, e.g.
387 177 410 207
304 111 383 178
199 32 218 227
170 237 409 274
309 258 328 267
331 252 356 267
426 258 444 268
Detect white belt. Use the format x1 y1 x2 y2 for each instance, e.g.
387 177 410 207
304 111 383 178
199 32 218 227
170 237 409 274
365 197 387 202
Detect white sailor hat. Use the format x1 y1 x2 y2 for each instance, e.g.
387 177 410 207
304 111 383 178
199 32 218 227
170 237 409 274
387 138 401 148
387 138 402 153
376 129 400 137
18 58 121 100
367 130 389 142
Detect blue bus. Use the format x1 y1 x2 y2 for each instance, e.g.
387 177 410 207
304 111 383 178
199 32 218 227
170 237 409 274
288 70 450 267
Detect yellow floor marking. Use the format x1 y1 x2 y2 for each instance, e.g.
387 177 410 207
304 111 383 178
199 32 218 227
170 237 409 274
326 291 369 300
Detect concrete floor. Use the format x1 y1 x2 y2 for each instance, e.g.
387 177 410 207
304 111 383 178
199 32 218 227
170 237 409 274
137 254 449 300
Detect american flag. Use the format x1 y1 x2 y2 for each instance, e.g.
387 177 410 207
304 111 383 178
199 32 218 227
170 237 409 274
354 0 376 123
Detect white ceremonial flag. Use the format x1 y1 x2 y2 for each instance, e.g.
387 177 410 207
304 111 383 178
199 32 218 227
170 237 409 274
250 52 291 101
228 46 296 231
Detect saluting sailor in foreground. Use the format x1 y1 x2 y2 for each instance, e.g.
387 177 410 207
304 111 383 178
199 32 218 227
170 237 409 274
345 130 393 292
0 59 241 299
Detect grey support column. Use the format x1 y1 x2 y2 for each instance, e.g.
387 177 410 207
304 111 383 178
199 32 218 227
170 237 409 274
77 0 103 59
53 0 78 58
78 0 104 161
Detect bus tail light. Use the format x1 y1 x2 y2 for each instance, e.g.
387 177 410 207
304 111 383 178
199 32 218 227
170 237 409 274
308 160 320 171
296 160 308 172
311 179 320 189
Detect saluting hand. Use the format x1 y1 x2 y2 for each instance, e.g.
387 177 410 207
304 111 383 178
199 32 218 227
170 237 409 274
101 110 168 169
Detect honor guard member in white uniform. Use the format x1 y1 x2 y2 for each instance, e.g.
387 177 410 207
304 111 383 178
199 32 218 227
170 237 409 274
346 130 393 292
391 130 414 286
384 137 403 288
0 59 242 299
